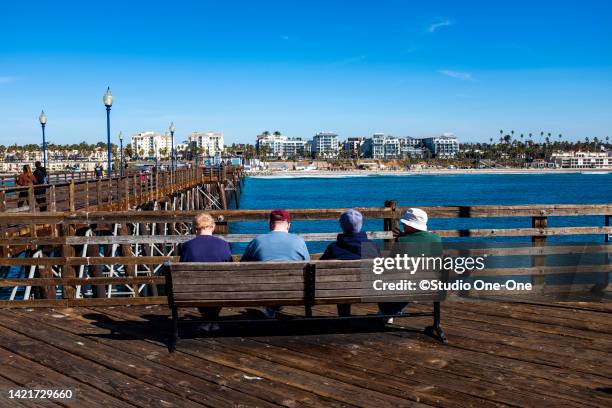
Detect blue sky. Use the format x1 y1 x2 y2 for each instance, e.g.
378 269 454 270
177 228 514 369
1 0 611 145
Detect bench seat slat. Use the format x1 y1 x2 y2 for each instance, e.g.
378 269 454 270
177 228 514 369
173 282 305 293
174 299 304 307
173 290 304 301
171 269 305 278
170 262 308 271
171 275 306 285
315 294 442 305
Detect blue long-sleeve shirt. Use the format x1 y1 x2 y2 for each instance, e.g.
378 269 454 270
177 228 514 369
179 235 232 262
241 231 310 262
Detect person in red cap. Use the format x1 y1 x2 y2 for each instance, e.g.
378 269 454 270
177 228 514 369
241 209 310 318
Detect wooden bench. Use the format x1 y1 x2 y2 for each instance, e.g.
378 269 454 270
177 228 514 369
165 260 447 352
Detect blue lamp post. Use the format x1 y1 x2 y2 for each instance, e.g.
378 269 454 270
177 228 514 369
118 131 124 177
38 110 48 169
103 87 113 177
169 122 176 171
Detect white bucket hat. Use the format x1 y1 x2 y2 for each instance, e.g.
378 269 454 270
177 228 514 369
399 208 428 231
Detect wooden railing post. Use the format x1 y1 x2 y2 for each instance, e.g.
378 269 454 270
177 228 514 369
84 180 89 211
120 223 138 296
96 179 102 209
0 192 6 258
68 180 75 212
107 177 113 207
531 215 548 288
383 200 397 243
60 223 76 299
28 185 36 213
124 175 130 209
218 182 227 210
50 185 57 212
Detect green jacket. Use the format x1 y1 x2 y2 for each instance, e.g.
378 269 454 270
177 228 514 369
398 230 442 244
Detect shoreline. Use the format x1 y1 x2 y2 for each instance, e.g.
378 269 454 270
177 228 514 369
246 168 611 178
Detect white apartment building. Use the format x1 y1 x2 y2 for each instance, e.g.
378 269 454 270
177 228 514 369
256 133 307 159
422 133 459 158
312 132 339 158
365 133 401 159
187 131 225 157
283 138 308 158
343 137 365 157
551 151 612 168
131 131 172 159
402 136 424 148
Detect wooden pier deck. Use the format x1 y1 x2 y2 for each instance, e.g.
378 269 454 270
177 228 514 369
0 299 610 407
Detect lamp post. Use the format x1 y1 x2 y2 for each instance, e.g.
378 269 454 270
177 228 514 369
103 87 113 177
169 122 176 171
118 131 124 177
38 110 48 169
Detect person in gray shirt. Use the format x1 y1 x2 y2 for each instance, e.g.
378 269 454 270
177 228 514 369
241 209 309 317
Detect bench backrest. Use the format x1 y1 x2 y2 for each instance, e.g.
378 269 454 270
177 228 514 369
167 260 444 308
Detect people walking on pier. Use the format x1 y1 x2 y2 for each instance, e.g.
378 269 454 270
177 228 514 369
320 209 379 316
241 209 310 318
16 165 36 208
33 161 48 211
382 208 442 322
95 163 103 178
180 212 232 330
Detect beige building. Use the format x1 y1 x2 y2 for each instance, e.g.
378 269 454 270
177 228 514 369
551 151 611 169
131 131 173 159
187 131 225 156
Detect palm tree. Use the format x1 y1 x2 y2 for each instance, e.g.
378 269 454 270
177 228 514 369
273 131 281 136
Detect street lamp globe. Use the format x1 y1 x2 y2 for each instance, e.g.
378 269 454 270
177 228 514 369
118 131 123 142
39 110 48 125
103 87 113 107
169 122 176 133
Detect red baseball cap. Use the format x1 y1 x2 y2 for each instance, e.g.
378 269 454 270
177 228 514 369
270 209 291 222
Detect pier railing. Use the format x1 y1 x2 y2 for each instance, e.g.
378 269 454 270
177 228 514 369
0 166 244 214
0 203 610 307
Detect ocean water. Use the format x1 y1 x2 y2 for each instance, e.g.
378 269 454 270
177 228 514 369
231 173 612 253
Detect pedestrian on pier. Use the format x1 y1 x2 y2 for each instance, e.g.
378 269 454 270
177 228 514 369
33 161 48 211
180 212 232 331
16 165 36 208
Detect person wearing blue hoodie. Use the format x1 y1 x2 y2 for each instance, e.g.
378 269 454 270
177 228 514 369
320 209 380 316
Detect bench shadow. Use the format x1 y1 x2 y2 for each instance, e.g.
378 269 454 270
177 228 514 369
82 310 425 344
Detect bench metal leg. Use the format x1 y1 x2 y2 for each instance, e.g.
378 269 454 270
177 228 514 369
424 302 448 344
169 306 179 353
305 305 312 317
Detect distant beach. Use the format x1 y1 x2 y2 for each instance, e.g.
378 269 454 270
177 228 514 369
247 167 610 178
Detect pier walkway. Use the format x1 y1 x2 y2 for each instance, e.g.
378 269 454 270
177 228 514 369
0 166 244 214
0 299 610 407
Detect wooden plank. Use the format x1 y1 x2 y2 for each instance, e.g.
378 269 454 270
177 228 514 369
170 262 308 271
0 324 205 408
3 225 609 246
4 203 610 221
0 276 166 287
9 308 342 408
0 346 130 408
0 296 168 308
173 290 305 301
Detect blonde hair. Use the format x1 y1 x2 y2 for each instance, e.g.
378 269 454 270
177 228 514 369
194 213 216 230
